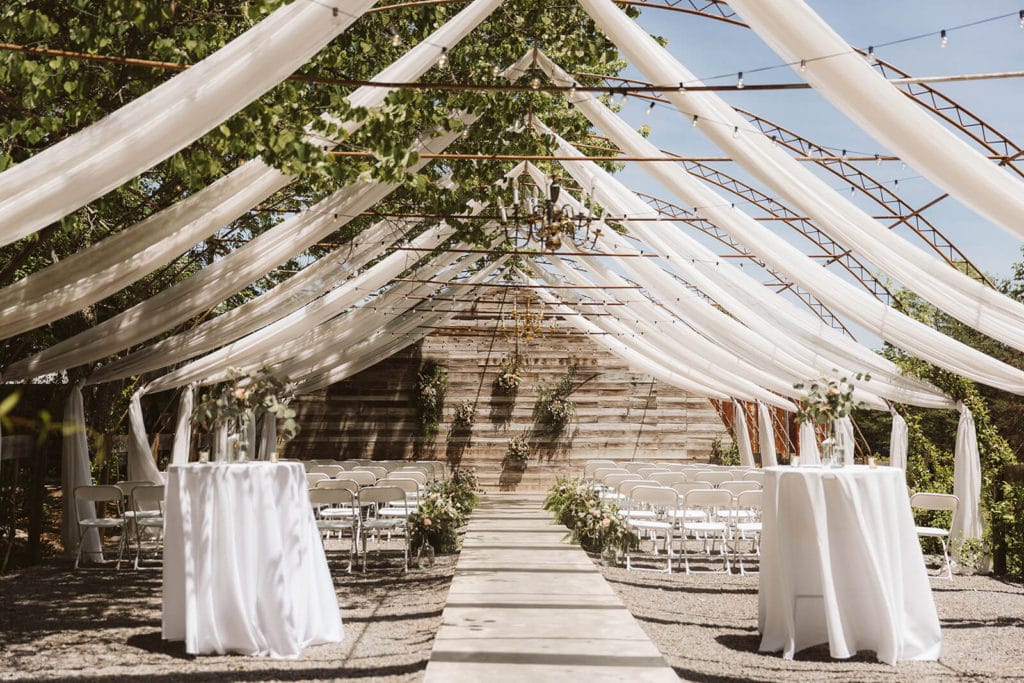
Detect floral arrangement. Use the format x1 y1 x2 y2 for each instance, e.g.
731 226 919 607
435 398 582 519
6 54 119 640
416 361 448 439
452 400 475 428
408 488 465 555
193 366 299 446
535 364 581 436
543 477 637 555
505 434 531 468
493 354 523 395
439 467 480 513
793 371 870 425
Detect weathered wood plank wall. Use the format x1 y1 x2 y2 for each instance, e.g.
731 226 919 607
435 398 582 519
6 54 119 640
283 293 732 490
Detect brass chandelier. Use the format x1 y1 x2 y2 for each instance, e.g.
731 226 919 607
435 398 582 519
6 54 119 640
497 177 602 251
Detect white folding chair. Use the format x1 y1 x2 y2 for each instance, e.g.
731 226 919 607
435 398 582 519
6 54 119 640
622 462 649 474
599 473 633 502
354 465 388 480
131 484 165 570
638 467 671 479
729 489 763 575
378 478 420 517
692 471 734 488
678 489 733 574
649 472 688 487
358 486 409 572
583 460 617 480
390 470 427 486
344 470 378 488
624 486 680 574
742 470 765 484
910 492 959 579
73 485 127 570
306 472 329 488
309 487 359 572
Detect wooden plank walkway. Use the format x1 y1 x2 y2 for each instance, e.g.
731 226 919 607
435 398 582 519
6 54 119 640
424 494 678 682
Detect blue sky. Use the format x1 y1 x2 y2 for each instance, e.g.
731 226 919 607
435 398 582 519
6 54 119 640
600 1 1024 345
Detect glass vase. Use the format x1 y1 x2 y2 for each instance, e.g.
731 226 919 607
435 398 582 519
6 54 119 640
417 541 436 569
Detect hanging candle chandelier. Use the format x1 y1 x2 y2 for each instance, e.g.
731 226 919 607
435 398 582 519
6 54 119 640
496 177 602 251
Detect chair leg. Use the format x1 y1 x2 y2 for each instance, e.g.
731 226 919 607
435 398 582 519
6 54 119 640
74 533 85 570
939 537 952 580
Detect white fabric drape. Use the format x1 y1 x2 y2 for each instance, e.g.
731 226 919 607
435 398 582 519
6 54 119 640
733 400 757 467
170 384 194 467
798 421 821 465
0 1 498 343
951 404 983 545
577 0 1024 371
0 0 378 245
890 410 909 471
61 383 101 560
128 390 162 483
4 124 470 381
0 0 503 340
836 416 856 466
758 402 778 468
728 0 1024 242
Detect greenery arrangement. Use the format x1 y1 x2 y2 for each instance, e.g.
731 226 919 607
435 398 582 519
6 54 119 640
192 366 298 450
709 435 740 467
416 361 448 439
535 364 581 436
452 400 475 429
543 477 637 556
493 354 523 395
504 434 531 469
407 467 479 555
793 371 870 425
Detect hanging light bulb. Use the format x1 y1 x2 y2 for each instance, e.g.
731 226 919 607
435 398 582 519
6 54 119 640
569 83 577 98
841 149 848 161
732 125 739 139
874 153 881 165
799 59 807 72
491 63 501 77
645 101 655 116
530 76 541 90
867 46 876 63
691 114 699 127
940 29 948 48
736 71 744 89
437 47 448 69
1019 9 1024 28
390 29 401 47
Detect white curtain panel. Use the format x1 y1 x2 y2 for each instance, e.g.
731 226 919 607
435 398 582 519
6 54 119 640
951 404 983 545
3 124 471 382
733 400 757 467
0 0 378 246
0 0 503 340
61 383 101 560
128 390 164 483
798 421 821 465
577 0 1024 361
88 217 419 384
170 384 194 466
890 410 909 471
836 416 856 466
729 0 1024 242
758 402 779 467
534 118 1024 396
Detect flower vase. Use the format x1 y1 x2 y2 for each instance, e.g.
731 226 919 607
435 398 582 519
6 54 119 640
417 541 436 569
820 425 836 468
600 546 618 567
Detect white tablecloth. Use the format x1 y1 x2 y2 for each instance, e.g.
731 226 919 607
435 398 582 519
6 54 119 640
758 465 941 664
162 462 343 657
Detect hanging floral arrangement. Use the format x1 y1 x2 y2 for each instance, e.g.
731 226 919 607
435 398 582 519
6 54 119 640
535 364 584 437
416 361 448 439
452 400 476 429
493 353 523 395
505 434 531 469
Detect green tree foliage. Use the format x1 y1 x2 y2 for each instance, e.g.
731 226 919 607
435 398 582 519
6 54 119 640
0 0 635 476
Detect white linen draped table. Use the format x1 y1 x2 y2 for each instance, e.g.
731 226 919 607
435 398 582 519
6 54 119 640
758 465 940 664
162 462 343 657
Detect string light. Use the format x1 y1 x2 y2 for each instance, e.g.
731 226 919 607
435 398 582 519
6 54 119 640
491 63 501 77
691 114 699 127
940 29 948 48
390 30 401 47
841 149 848 161
732 125 739 139
874 153 881 165
1020 9 1024 28
645 101 655 116
867 45 876 62
569 83 577 97
530 76 541 90
437 47 448 69
736 71 744 89
799 59 807 72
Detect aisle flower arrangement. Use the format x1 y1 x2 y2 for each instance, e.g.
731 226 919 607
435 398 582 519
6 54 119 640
544 477 637 556
407 467 479 555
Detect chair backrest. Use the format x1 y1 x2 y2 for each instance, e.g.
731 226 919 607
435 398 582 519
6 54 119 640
354 465 388 480
628 485 680 511
306 472 329 488
584 460 617 479
309 487 356 508
720 481 762 496
75 485 124 518
734 489 763 512
742 470 765 483
382 477 419 496
910 492 959 514
622 462 649 474
345 470 377 487
307 465 342 477
664 463 687 472
592 467 625 481
616 479 651 500
638 467 671 479
359 485 407 508
684 488 734 510
670 482 707 497
310 459 340 466
131 484 165 512
391 470 427 486
114 480 154 497
693 471 734 487
316 478 359 494
650 472 688 486
601 473 632 488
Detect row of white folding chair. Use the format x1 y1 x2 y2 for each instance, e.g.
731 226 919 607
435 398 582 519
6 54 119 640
74 482 166 570
309 483 411 572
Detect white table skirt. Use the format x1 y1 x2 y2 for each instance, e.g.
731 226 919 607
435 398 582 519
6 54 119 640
758 465 941 664
162 462 343 657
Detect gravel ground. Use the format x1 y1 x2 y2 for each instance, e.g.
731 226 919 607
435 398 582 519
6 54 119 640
0 539 455 682
600 555 1024 681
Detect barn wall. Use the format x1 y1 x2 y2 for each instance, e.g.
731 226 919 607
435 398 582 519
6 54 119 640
283 294 732 490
